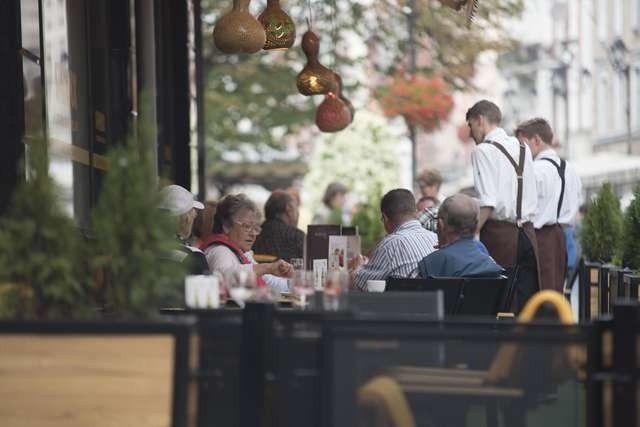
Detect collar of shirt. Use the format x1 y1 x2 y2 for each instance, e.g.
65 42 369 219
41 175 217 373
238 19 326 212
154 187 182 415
483 127 509 144
390 219 423 235
535 148 559 162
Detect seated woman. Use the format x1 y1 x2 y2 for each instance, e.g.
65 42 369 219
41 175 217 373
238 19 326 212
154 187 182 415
199 194 293 292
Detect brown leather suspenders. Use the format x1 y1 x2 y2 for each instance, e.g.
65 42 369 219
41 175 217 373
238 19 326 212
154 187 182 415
485 141 526 225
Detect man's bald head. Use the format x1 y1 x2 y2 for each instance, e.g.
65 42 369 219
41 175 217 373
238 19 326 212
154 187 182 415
438 194 478 238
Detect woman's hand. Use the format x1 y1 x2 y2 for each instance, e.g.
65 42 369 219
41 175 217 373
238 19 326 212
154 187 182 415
269 260 294 278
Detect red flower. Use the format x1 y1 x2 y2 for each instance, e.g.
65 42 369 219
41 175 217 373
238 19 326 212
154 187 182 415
378 75 454 132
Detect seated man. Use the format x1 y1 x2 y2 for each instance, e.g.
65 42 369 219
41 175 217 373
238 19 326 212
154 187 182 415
253 190 305 263
350 189 438 290
418 194 503 278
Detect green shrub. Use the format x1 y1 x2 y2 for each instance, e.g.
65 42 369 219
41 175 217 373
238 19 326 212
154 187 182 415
350 187 386 254
622 185 640 270
0 140 89 319
90 135 184 318
581 183 623 263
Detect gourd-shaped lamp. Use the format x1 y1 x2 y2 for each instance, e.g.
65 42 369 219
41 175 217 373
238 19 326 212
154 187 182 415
258 0 296 50
334 72 355 123
296 31 338 96
315 76 352 133
213 0 266 54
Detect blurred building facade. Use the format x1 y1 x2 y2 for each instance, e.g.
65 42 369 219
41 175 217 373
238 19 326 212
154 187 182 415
498 0 640 201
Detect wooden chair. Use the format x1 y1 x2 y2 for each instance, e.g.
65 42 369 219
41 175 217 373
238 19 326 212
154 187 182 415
357 291 584 426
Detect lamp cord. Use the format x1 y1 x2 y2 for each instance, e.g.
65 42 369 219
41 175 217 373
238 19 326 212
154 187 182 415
307 0 313 30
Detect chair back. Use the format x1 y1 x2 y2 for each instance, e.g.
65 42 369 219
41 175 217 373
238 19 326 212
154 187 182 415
385 276 508 316
347 291 444 318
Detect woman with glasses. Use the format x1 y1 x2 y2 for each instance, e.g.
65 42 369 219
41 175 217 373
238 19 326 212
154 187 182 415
198 194 293 291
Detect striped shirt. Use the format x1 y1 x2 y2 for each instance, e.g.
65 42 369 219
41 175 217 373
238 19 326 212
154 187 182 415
353 220 438 291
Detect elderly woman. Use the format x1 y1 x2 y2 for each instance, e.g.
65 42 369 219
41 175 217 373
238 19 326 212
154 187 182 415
198 194 293 291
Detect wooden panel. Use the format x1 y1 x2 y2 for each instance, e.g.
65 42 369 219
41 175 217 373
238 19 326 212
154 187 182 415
0 335 174 427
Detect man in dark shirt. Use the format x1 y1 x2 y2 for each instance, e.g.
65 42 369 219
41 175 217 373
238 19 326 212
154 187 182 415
418 194 503 278
253 190 305 263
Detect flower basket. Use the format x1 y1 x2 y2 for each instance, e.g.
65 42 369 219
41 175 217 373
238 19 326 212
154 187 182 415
378 74 454 132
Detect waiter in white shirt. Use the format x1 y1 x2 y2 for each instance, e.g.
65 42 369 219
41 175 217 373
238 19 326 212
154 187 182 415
515 118 581 292
466 100 539 310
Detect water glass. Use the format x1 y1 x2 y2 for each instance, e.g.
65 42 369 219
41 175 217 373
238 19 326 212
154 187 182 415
227 269 257 308
290 270 314 309
323 270 349 311
290 258 305 271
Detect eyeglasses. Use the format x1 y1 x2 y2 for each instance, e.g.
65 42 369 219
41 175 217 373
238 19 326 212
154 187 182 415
233 220 262 234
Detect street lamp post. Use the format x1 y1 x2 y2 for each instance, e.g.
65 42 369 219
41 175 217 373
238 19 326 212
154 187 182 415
609 38 632 155
405 0 418 185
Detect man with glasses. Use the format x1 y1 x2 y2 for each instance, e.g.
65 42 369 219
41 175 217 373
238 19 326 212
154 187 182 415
418 194 502 278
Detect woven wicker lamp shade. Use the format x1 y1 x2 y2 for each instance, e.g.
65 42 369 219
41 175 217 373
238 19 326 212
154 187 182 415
296 30 338 96
258 0 296 50
213 0 266 54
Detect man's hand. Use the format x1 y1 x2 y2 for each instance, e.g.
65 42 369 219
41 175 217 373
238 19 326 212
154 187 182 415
348 254 368 272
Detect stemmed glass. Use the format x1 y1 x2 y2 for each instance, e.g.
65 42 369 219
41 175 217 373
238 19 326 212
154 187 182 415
227 269 257 308
289 270 314 309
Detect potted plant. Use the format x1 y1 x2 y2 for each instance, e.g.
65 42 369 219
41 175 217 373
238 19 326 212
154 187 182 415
581 182 623 264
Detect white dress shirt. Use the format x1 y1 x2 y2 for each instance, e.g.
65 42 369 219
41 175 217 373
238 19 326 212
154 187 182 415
471 127 537 224
534 149 582 227
204 245 289 292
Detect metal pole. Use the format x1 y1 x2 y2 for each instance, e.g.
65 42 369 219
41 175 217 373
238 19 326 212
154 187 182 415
626 66 632 155
407 0 417 186
194 0 206 200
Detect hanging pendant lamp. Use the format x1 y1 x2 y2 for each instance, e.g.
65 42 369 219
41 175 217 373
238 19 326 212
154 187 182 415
296 30 338 96
315 74 352 133
258 0 296 50
333 72 355 123
213 0 266 54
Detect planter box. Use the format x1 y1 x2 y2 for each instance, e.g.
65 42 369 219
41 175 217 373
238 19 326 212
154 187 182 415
0 320 196 427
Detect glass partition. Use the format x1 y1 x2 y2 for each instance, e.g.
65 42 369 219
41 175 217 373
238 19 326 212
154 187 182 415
323 321 587 427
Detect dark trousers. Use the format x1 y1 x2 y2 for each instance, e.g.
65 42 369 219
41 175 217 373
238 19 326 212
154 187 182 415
511 229 538 313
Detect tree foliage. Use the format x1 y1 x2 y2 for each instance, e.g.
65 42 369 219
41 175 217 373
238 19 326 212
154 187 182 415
581 183 623 263
201 0 523 179
622 186 640 270
303 111 401 252
0 140 88 319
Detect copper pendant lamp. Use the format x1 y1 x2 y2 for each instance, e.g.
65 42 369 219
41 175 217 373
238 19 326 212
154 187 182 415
315 83 352 133
333 72 355 123
258 0 296 50
213 0 266 54
296 30 338 96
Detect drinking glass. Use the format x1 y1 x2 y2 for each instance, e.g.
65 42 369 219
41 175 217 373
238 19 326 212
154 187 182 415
323 270 349 311
227 269 257 308
213 270 229 306
290 270 314 309
290 258 305 271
